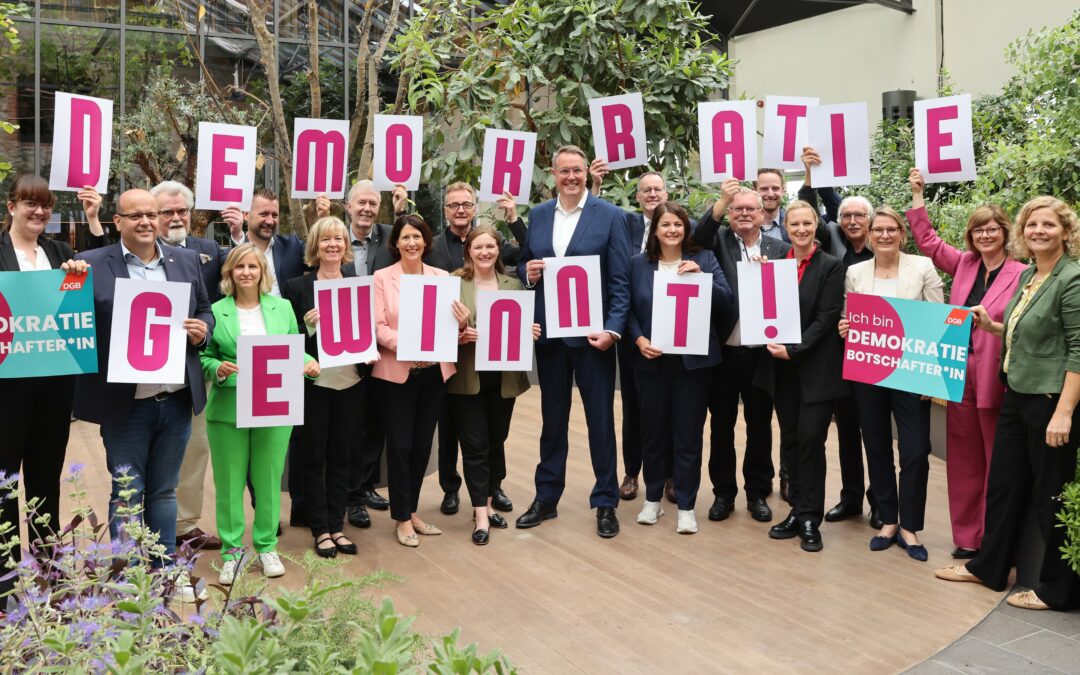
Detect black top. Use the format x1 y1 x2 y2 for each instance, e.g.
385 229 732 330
843 242 874 270
443 228 467 271
963 261 1003 308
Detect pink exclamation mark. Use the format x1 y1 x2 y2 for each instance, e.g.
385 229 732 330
761 262 778 339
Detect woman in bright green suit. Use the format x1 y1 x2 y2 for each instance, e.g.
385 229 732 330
201 243 320 585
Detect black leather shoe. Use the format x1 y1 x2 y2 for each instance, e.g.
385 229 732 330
491 488 513 512
489 513 508 529
472 527 490 546
951 547 978 559
708 496 734 522
361 489 390 511
440 491 460 515
769 514 798 539
314 534 337 559
515 501 557 528
799 521 823 552
779 479 791 505
748 497 773 522
824 501 862 523
596 507 620 538
347 504 371 529
869 507 884 530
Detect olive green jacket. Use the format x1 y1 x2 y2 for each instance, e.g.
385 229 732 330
1001 256 1080 394
446 274 532 398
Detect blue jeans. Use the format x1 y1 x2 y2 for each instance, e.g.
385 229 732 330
101 391 193 563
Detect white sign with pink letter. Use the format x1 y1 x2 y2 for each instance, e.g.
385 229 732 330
236 334 305 428
106 278 190 385
650 272 713 355
48 92 114 193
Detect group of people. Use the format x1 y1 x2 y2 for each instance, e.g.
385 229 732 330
2 141 1078 613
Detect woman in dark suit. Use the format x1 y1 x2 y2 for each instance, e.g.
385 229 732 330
446 225 539 545
936 196 1080 611
627 201 732 534
758 200 848 553
0 175 92 600
283 217 364 558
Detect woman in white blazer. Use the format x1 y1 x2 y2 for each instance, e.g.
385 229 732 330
839 206 944 562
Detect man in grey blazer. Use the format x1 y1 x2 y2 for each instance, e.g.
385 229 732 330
692 180 791 526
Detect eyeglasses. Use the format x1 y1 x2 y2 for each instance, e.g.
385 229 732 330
556 168 585 177
637 187 665 195
870 227 900 237
118 211 160 221
839 212 868 221
729 206 760 214
445 202 475 211
19 200 52 211
160 208 190 219
971 226 1002 237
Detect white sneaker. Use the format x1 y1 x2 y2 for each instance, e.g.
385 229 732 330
259 551 285 578
219 558 241 585
636 500 664 525
677 509 698 534
173 569 208 603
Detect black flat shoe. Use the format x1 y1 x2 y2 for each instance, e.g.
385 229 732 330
491 488 513 512
596 507 620 538
489 513 508 529
441 491 460 515
824 501 862 522
472 527 490 546
516 501 557 528
314 534 337 559
331 534 358 555
951 547 978 559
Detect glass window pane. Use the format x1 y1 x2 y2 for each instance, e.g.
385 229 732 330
278 0 345 42
203 0 259 36
0 20 37 176
40 0 121 24
125 31 200 109
126 0 196 29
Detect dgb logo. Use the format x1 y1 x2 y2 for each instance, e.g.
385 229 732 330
60 272 84 292
945 308 969 326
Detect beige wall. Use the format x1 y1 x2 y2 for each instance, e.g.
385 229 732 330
728 0 1075 110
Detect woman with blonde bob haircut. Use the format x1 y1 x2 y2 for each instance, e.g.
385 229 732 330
283 216 366 558
203 243 321 584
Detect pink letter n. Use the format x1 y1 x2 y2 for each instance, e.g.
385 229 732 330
488 299 521 362
556 265 590 329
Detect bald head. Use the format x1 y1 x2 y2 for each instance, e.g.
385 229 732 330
114 189 160 256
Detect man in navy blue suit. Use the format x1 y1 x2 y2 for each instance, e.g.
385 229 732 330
75 188 213 603
222 190 306 297
514 145 633 538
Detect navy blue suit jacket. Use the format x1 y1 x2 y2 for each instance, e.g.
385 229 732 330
267 234 307 287
73 243 214 424
181 235 226 303
625 250 733 372
516 194 632 347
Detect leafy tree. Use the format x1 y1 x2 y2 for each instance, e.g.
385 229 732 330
0 2 29 181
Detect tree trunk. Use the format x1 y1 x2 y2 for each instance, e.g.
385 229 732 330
358 0 401 179
307 0 322 118
348 0 376 160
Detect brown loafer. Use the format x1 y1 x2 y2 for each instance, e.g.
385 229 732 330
664 479 676 504
619 475 638 500
176 527 222 551
1006 590 1049 610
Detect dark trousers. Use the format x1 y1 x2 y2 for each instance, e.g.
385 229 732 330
635 358 710 510
381 367 444 522
349 380 382 506
437 400 462 493
967 388 1080 609
708 346 775 503
833 394 875 509
617 343 643 477
302 379 363 537
773 367 832 526
854 383 931 532
448 373 515 508
0 376 74 595
534 341 619 508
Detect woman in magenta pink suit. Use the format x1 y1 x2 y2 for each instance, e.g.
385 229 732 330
907 168 1026 559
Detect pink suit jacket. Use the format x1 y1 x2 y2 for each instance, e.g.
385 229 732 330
907 206 1027 409
372 261 457 384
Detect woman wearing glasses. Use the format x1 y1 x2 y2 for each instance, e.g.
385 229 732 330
839 207 944 561
907 169 1025 560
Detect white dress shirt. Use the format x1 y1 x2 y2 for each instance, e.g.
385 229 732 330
725 230 763 347
639 215 651 253
15 246 51 271
552 191 589 257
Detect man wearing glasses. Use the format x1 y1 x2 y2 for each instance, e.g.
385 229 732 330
798 146 882 531
222 190 305 298
692 179 791 526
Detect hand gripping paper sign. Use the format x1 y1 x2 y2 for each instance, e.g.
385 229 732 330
736 259 801 345
291 118 350 199
543 255 603 339
915 94 976 184
396 275 462 363
698 100 758 183
478 129 537 205
48 93 114 193
588 92 647 171
195 122 258 211
236 333 305 428
372 115 423 191
806 102 871 188
107 278 191 385
0 269 98 378
314 277 378 368
842 293 972 402
475 290 535 371
762 95 820 171
650 272 713 355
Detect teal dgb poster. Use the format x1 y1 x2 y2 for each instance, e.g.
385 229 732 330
0 269 98 378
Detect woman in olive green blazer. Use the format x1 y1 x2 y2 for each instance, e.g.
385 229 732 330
937 196 1080 611
200 244 318 584
446 226 538 545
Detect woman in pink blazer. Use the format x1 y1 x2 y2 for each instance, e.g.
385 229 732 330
907 168 1026 558
373 214 464 548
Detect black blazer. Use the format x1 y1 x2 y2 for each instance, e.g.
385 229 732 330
754 247 849 404
281 268 372 377
0 231 74 271
425 218 529 272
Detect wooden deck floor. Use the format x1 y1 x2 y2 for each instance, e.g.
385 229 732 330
60 389 1003 673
